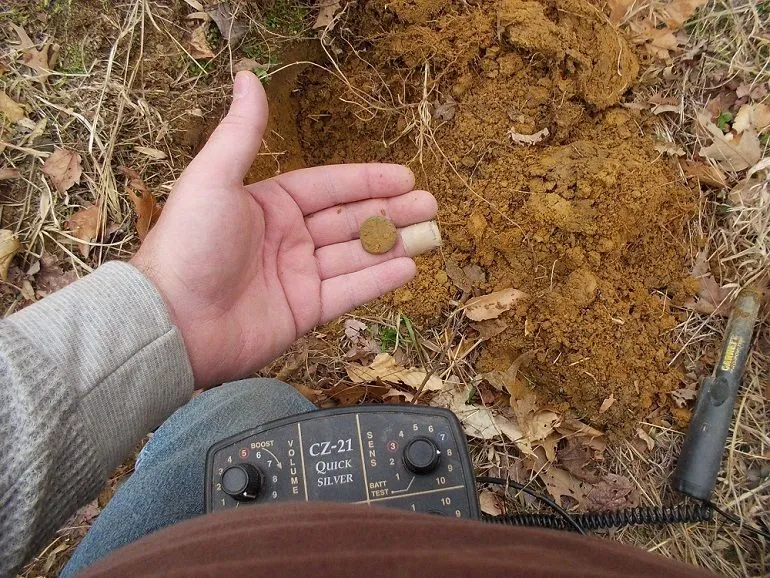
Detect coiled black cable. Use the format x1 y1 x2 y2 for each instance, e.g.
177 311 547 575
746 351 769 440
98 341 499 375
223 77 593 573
478 476 770 540
483 504 713 531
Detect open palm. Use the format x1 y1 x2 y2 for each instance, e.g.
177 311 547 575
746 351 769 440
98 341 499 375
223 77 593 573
131 72 436 388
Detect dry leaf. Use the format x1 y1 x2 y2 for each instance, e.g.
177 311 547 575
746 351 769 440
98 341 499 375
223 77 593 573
383 388 414 402
188 23 216 59
433 98 458 122
346 353 443 391
314 0 342 30
479 490 503 516
670 387 697 407
654 142 685 156
463 288 528 321
134 146 167 160
557 438 601 483
0 168 21 181
509 127 549 146
207 2 248 44
556 417 607 456
472 318 509 341
663 0 708 29
680 160 727 188
598 394 616 414
343 318 379 359
683 250 733 316
652 104 681 115
0 91 26 123
587 473 638 510
20 279 35 301
635 427 655 451
10 24 59 76
698 111 761 171
233 58 269 75
67 204 100 258
0 230 21 281
607 0 635 24
42 148 82 193
120 167 162 240
732 103 770 135
432 387 531 453
34 253 78 296
539 467 591 508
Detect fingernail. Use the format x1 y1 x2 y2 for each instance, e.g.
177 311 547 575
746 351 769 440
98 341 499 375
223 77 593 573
233 71 249 99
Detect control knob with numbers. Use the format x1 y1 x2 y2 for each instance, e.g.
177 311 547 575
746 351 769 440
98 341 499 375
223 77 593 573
403 436 441 474
221 463 263 501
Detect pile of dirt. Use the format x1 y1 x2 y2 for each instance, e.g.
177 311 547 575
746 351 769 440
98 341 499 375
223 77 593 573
290 0 697 433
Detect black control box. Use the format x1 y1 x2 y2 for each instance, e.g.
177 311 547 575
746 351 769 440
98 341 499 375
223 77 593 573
205 405 480 519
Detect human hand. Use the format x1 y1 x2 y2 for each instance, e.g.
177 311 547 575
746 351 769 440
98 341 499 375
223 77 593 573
131 71 437 388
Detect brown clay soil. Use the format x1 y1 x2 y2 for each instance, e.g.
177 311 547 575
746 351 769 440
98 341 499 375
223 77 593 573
276 0 699 434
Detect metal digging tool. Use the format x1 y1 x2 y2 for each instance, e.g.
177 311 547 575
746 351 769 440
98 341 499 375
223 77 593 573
672 286 763 501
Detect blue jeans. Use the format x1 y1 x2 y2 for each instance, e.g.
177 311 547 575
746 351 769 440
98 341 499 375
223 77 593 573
61 379 315 577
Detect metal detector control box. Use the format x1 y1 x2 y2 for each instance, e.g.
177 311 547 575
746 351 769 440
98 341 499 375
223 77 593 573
205 405 480 519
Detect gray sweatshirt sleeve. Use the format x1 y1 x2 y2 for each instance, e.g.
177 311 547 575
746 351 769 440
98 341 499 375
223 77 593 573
0 261 194 576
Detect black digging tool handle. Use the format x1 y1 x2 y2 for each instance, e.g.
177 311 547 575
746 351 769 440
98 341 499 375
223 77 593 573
672 287 762 501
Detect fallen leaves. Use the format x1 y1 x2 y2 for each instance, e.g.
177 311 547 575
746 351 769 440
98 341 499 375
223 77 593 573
445 258 486 293
67 205 101 258
587 473 638 510
732 103 770 135
698 111 761 172
619 0 707 61
188 24 216 59
343 318 379 360
437 387 528 450
0 91 26 123
346 353 444 391
479 490 504 516
509 127 549 146
599 394 616 414
683 250 733 316
661 0 709 28
314 0 343 30
0 230 21 281
463 288 528 321
670 387 698 407
120 167 162 240
0 168 21 181
207 2 248 44
540 467 592 508
680 160 727 188
42 148 83 193
34 253 78 296
10 24 60 78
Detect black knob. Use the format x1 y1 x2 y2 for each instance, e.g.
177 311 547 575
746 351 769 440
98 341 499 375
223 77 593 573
403 436 441 474
221 464 262 501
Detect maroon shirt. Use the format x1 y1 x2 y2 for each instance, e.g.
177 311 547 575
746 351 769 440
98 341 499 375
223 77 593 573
81 503 715 577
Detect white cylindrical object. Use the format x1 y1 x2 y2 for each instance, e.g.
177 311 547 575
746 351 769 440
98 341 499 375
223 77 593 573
400 220 442 257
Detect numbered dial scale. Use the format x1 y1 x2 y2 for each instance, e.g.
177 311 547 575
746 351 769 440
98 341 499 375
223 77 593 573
205 406 480 519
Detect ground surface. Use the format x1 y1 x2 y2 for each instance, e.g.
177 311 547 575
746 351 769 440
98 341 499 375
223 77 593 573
1 0 768 576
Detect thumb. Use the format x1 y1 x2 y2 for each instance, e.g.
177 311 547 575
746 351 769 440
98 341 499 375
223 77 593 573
187 71 269 184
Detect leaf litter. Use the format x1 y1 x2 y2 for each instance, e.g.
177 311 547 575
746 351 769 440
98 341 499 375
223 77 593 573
42 149 83 193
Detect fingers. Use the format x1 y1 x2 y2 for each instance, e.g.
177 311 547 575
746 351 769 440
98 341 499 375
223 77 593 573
316 236 409 279
305 190 437 247
320 258 417 324
186 71 268 184
262 163 415 215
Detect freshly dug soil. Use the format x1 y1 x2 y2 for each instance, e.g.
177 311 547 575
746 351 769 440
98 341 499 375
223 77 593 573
360 216 398 254
290 0 697 433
